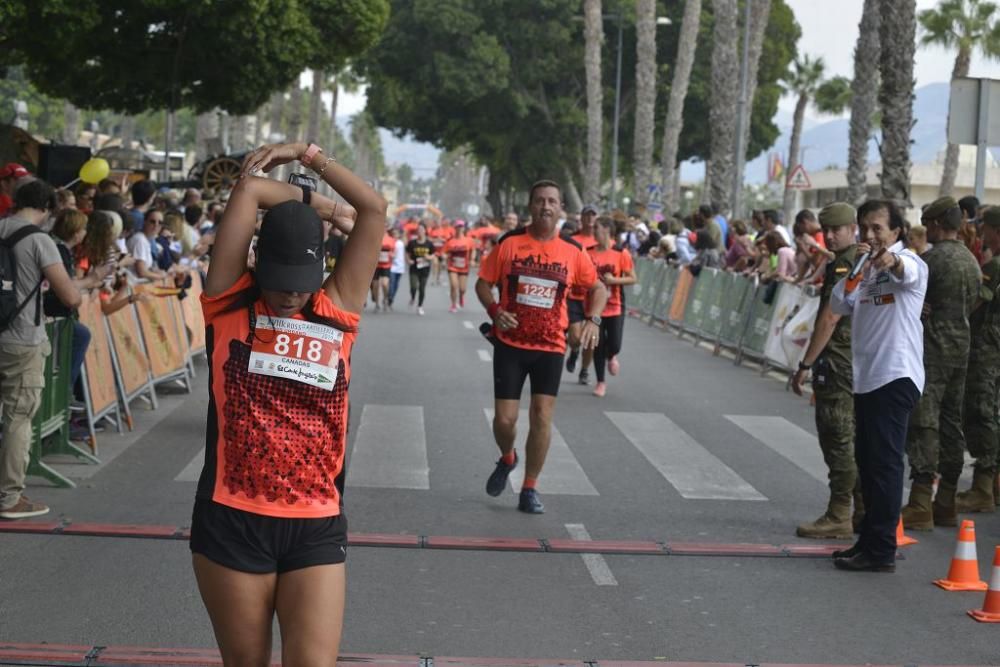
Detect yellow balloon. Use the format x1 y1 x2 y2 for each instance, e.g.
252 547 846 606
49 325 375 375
79 158 110 184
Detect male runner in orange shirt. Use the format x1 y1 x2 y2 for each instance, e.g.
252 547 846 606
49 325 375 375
565 204 599 383
477 182 608 513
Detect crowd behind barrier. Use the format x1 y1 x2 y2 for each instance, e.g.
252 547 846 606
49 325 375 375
630 258 821 374
28 271 208 488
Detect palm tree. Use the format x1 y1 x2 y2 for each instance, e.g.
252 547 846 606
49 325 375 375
307 69 326 146
919 0 1000 195
633 0 658 208
660 0 702 214
63 102 79 145
733 0 773 200
847 0 881 205
879 0 917 207
780 56 850 222
583 0 603 204
709 0 739 213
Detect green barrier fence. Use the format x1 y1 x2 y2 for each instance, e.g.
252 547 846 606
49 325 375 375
636 260 660 318
682 268 720 337
737 282 782 363
27 318 98 489
650 264 679 325
699 269 728 341
632 259 650 311
718 273 754 348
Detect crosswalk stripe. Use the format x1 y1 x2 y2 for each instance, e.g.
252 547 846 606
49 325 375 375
348 405 430 490
478 349 492 362
463 320 474 329
484 409 599 495
565 523 618 586
175 448 203 482
725 415 828 485
605 412 767 501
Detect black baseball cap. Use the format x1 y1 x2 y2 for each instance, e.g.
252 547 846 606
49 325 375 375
255 200 324 293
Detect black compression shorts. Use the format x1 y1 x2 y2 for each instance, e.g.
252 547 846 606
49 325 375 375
493 339 564 399
567 298 586 324
190 499 348 574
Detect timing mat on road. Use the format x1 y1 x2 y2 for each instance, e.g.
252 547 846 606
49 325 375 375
0 520 854 558
0 642 982 667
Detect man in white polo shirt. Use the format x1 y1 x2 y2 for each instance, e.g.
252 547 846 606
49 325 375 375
829 199 928 573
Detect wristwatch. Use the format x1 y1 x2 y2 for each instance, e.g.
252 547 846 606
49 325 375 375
301 143 322 166
798 360 812 371
588 315 602 326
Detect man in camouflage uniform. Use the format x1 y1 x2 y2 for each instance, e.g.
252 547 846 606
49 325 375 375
956 207 1000 513
790 203 861 538
902 196 982 530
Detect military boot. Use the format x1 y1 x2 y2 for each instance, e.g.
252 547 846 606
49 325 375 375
852 486 865 534
796 497 853 539
901 482 935 531
932 480 958 527
956 469 996 513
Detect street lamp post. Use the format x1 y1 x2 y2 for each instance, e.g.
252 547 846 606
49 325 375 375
609 14 624 211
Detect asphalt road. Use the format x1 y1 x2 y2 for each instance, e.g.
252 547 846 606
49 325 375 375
3 276 1000 665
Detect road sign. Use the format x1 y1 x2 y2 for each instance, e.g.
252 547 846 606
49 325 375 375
948 77 1000 200
785 164 811 190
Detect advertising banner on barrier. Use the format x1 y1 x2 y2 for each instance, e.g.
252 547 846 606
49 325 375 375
181 271 207 353
763 285 820 370
741 282 779 357
107 304 152 397
669 268 694 323
653 264 679 323
701 269 729 340
633 259 650 308
133 284 187 380
78 291 118 416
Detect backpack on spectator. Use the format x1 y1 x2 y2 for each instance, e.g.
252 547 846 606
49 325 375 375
0 225 46 332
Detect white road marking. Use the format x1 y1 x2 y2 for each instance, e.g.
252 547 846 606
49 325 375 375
175 447 204 482
605 412 767 501
478 349 492 362
484 409 599 495
463 320 474 329
724 415 828 485
348 405 429 489
565 523 618 586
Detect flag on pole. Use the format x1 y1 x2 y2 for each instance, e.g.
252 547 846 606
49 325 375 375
769 153 785 183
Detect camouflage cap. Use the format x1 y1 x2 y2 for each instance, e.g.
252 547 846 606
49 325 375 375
922 196 959 221
983 206 1000 228
818 202 855 228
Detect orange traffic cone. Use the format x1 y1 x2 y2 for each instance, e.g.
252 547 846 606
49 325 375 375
896 517 917 547
969 547 1000 622
934 520 988 591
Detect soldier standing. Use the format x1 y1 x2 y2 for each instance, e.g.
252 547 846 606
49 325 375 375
956 207 1000 513
791 203 861 538
902 196 982 530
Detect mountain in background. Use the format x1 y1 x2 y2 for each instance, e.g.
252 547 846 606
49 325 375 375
349 82 955 188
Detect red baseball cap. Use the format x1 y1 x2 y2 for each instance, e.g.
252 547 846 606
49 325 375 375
0 163 29 180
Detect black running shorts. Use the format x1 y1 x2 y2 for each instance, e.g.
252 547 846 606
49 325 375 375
493 339 564 399
374 267 391 279
567 298 586 324
190 499 348 574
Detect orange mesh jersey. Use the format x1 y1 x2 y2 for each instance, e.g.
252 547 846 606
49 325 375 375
377 234 395 269
588 246 634 317
568 232 598 300
199 273 359 518
479 228 597 353
443 236 475 274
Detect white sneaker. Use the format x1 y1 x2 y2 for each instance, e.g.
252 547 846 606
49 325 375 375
418 307 425 316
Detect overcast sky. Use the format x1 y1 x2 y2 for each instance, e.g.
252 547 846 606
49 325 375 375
783 0 1000 115
325 1 1000 124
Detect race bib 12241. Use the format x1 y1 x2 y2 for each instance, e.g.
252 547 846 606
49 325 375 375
515 275 558 309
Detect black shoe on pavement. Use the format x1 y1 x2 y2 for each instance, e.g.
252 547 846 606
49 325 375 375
578 369 590 385
831 543 862 560
832 552 894 573
486 452 518 497
566 350 578 373
518 488 545 514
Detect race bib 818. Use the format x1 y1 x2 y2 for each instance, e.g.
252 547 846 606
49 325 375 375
249 317 343 390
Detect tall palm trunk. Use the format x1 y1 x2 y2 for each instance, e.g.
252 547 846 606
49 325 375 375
583 0 603 204
734 0 773 191
63 102 79 145
328 74 341 154
660 0 702 214
782 93 808 223
195 111 218 160
120 115 135 150
709 0 739 213
287 82 303 143
847 0 881 205
940 45 972 195
232 115 249 152
878 0 916 207
307 69 324 144
633 0 658 208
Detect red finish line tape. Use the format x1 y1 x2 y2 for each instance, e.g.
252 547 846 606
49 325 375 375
0 643 979 667
0 520 849 558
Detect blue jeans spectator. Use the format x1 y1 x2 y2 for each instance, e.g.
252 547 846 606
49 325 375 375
388 271 403 305
70 320 91 391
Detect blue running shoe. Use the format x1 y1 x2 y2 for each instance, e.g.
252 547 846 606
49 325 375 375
486 451 518 497
518 488 545 514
